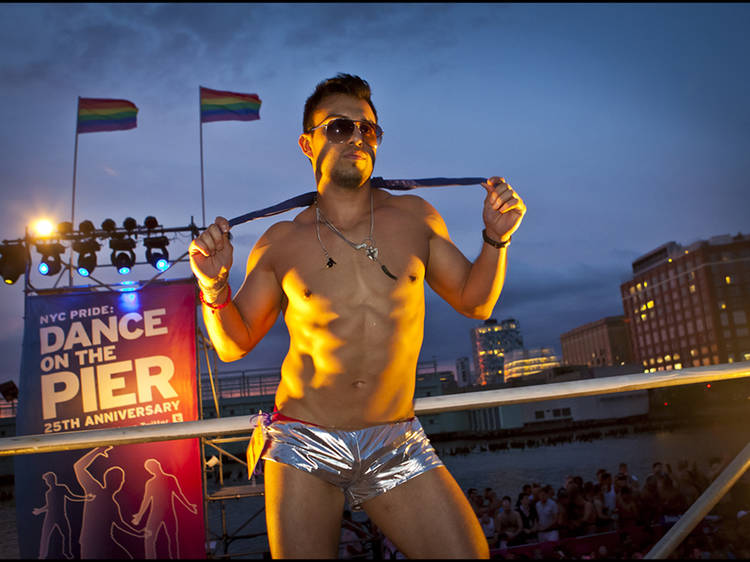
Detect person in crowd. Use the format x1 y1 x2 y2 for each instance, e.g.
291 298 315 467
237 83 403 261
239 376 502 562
484 487 502 517
675 459 704 506
615 486 639 530
598 471 617 520
592 483 614 533
516 492 538 545
339 510 368 558
495 496 523 548
535 485 559 543
478 509 498 548
468 488 485 517
638 474 663 527
617 462 640 491
517 484 532 508
657 473 687 524
555 488 571 538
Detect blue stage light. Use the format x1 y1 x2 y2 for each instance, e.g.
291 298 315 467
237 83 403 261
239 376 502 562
35 242 65 277
144 235 170 272
110 237 136 274
73 239 100 277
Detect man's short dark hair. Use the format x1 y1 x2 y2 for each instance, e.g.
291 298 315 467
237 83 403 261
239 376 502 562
303 73 378 132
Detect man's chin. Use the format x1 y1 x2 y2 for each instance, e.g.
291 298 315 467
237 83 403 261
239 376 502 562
331 168 371 190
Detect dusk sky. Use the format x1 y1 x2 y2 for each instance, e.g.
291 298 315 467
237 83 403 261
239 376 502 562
1 3 748 385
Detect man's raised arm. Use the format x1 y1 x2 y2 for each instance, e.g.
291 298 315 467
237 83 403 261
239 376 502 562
189 217 284 362
425 176 526 319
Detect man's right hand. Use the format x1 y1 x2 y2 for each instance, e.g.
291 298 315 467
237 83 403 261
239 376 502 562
189 216 233 302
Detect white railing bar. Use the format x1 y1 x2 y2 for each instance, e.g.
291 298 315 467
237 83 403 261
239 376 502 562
0 414 255 456
645 440 750 559
414 361 750 414
1 361 748 456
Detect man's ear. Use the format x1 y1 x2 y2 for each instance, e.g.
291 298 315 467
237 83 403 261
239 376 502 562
298 133 313 160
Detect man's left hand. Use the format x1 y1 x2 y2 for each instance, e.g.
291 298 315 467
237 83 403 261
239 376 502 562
482 176 526 243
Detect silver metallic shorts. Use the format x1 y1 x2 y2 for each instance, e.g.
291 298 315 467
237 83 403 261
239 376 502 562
262 416 444 510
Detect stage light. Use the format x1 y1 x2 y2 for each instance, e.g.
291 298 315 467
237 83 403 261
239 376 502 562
33 219 55 238
110 237 136 275
0 243 28 285
73 239 100 277
144 235 170 272
57 222 73 236
123 217 137 232
144 216 159 230
78 220 95 235
36 242 65 276
101 218 116 232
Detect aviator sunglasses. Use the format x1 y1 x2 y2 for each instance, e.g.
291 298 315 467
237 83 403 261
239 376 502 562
307 117 384 147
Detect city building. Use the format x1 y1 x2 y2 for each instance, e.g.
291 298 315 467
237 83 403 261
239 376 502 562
455 356 472 387
620 233 750 372
503 347 561 382
471 318 523 386
560 315 634 367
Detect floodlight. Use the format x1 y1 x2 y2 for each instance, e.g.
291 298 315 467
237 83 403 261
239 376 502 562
57 222 73 236
33 219 55 238
78 220 95 235
0 242 28 285
144 236 170 272
73 239 101 277
144 216 159 230
123 217 137 232
101 218 116 232
110 237 136 275
36 242 65 276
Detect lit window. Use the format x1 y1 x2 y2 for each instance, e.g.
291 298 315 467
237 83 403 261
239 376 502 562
665 354 671 362
720 302 726 310
647 300 655 309
644 281 648 288
689 284 696 293
637 283 642 291
725 276 732 285
674 353 680 360
668 258 673 263
674 363 682 370
641 313 647 321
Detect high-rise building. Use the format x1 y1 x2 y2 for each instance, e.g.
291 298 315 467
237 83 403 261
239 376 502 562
560 316 634 367
503 347 561 382
455 356 472 387
470 318 523 386
620 233 750 372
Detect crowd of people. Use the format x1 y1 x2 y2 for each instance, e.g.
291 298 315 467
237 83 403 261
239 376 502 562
336 455 750 559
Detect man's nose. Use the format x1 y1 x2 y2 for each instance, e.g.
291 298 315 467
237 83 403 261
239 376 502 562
348 125 365 146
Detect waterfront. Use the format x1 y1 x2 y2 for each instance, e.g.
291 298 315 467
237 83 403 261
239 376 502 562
3 420 748 559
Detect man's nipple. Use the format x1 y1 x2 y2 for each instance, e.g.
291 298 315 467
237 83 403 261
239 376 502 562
352 380 367 389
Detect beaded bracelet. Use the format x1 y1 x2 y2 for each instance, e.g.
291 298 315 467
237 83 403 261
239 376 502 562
199 284 231 313
482 229 511 249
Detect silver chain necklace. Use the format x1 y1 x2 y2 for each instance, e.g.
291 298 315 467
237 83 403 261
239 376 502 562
314 191 397 280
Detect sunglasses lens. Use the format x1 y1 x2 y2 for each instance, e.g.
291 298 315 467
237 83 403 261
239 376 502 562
326 119 355 143
358 122 379 145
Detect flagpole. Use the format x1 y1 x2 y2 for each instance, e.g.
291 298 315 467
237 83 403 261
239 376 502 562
70 97 80 286
199 86 206 228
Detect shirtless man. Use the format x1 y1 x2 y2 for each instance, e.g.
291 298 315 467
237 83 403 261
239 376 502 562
189 74 526 558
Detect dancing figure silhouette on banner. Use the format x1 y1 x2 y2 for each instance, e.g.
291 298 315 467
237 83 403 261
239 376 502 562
32 471 90 559
131 458 198 559
73 446 146 559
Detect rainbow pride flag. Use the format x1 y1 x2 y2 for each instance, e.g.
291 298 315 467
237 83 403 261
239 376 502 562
200 86 261 123
77 98 138 134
